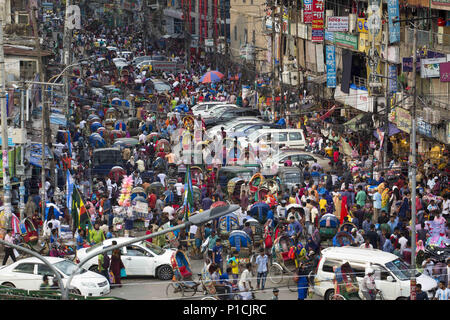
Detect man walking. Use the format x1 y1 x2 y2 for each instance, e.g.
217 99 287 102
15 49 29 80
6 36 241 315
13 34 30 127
2 229 17 265
255 248 269 291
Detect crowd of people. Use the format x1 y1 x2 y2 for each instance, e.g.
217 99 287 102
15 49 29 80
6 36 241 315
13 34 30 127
1 5 448 301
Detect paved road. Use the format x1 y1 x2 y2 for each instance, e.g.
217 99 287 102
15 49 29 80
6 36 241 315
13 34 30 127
105 256 322 300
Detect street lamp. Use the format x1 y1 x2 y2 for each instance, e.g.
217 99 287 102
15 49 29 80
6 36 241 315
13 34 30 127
64 204 240 299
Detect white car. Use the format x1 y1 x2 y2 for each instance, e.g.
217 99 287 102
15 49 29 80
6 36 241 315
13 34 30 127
207 118 262 137
191 101 224 114
264 150 331 171
195 104 239 119
76 237 176 280
0 257 110 297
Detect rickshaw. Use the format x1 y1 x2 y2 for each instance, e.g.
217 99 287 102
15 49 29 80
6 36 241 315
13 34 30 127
105 107 119 120
166 249 202 298
244 217 264 248
218 213 239 241
227 177 245 204
248 202 271 224
226 230 254 265
90 121 102 133
131 187 147 201
332 229 355 247
115 120 127 131
19 217 39 246
110 129 126 141
269 235 306 288
108 166 126 183
89 133 106 148
331 262 360 300
156 139 171 153
257 179 279 203
319 213 340 245
96 127 107 138
127 117 141 137
183 115 195 131
148 181 164 197
113 138 139 149
249 173 264 195
147 132 159 143
104 118 116 130
152 157 167 172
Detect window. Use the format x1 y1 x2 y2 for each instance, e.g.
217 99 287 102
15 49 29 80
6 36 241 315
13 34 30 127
234 25 237 41
37 264 55 276
373 265 391 281
322 259 342 273
244 29 248 43
20 60 37 80
125 246 148 257
276 132 288 142
13 263 35 274
252 30 255 45
288 132 303 141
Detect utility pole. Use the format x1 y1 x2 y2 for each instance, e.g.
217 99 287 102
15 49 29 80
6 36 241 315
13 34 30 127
63 0 71 120
383 19 390 169
0 19 12 222
183 0 191 71
19 84 25 220
295 0 300 93
409 23 418 301
271 4 276 119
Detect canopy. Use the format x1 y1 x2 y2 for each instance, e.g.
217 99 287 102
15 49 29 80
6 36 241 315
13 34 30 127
373 123 401 140
200 71 224 83
228 230 252 251
248 202 270 222
344 113 372 132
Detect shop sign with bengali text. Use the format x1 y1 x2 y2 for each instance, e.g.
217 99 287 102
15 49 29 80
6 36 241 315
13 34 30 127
312 0 324 42
334 32 358 50
388 0 400 43
327 16 348 32
304 0 313 24
394 107 411 134
326 45 336 88
325 30 334 42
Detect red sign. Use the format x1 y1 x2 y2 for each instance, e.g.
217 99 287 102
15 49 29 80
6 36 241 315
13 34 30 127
304 0 313 24
312 0 324 42
440 61 450 82
410 279 416 300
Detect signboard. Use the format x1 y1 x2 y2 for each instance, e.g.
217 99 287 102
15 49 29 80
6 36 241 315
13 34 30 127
297 23 308 39
359 32 369 53
367 0 383 92
326 45 336 88
417 118 432 138
440 61 450 82
303 0 313 24
388 0 400 43
0 138 14 147
402 57 421 72
394 107 411 133
151 61 183 72
447 122 450 144
312 0 324 42
324 30 334 42
421 58 447 78
357 18 368 33
388 65 397 93
205 39 214 47
334 32 358 50
133 201 148 214
316 43 325 73
327 16 349 32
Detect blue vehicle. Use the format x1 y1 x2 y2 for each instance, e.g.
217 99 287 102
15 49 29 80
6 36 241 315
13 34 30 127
92 148 124 176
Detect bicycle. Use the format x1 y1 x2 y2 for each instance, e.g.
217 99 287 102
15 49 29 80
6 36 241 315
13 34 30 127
331 289 385 300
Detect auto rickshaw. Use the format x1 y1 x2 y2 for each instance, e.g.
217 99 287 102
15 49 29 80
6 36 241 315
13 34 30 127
131 187 147 201
105 107 119 120
104 118 116 130
148 182 164 197
127 117 141 137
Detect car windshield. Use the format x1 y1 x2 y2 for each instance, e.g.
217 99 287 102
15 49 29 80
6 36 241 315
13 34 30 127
283 172 301 183
247 130 262 141
54 260 87 276
233 123 254 131
385 259 421 280
141 242 165 255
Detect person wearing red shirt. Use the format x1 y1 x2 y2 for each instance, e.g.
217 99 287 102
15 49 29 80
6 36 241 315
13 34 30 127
148 193 157 210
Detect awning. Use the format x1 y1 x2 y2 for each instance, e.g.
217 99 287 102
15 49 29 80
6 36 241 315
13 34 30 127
373 123 401 140
320 105 336 120
344 113 372 132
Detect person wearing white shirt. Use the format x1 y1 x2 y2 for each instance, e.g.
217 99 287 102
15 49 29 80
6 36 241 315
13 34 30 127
157 173 167 187
442 195 450 216
138 132 146 144
238 263 253 300
434 281 449 300
398 234 408 254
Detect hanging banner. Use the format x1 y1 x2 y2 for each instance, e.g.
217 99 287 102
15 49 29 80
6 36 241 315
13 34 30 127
388 0 400 43
312 0 324 42
357 18 368 33
394 107 411 134
304 0 313 24
388 65 397 93
421 58 447 78
326 45 336 88
440 61 450 82
367 0 383 92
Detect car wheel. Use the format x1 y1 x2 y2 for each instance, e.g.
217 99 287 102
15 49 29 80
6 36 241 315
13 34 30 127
70 288 82 296
157 265 174 281
2 282 15 288
324 289 335 300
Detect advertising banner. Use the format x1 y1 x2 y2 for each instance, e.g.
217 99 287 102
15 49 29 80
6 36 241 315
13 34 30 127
388 65 397 93
357 18 368 33
334 32 358 50
367 0 383 92
312 0 324 42
440 61 450 82
326 45 336 88
388 0 400 43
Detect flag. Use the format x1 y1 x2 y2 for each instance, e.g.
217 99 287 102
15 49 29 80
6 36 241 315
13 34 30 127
72 185 92 232
11 213 20 236
183 165 194 221
66 170 74 216
67 130 72 157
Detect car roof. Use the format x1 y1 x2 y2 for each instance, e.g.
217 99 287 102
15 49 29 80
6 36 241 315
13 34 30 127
321 247 398 265
10 257 65 264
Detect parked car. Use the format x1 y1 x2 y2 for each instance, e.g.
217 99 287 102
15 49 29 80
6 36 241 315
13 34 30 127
147 78 172 94
76 238 176 280
204 108 262 128
262 166 304 192
191 101 225 114
314 247 438 300
238 128 306 150
263 150 331 171
230 122 283 138
132 55 152 66
0 257 110 297
195 104 239 118
207 117 262 137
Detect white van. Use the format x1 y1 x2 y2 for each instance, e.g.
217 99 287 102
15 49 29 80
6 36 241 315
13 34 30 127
238 128 306 150
314 247 438 300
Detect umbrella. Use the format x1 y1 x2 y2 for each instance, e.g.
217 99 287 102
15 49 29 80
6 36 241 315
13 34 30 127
200 70 224 84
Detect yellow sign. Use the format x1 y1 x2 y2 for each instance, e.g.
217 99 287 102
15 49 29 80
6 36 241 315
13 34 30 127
140 65 152 72
358 33 369 53
357 18 368 33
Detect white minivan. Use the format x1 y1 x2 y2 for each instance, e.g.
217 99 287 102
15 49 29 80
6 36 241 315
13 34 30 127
238 128 306 150
314 247 438 300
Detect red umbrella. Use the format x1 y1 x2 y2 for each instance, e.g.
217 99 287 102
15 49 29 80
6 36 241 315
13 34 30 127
200 71 224 84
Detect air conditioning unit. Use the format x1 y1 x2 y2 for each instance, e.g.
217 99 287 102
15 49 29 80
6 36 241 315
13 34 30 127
282 71 298 86
348 14 356 33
